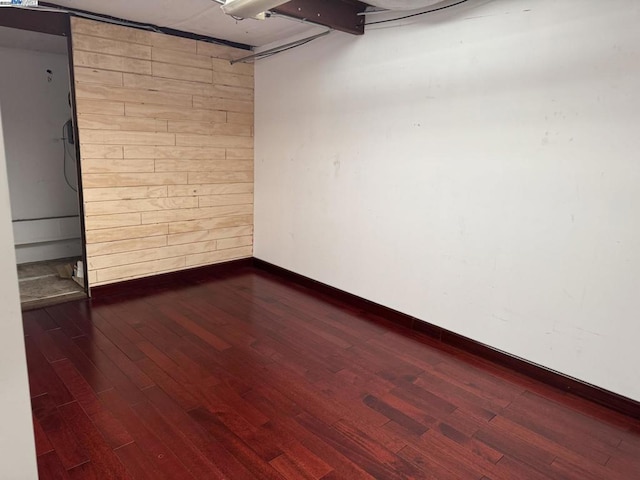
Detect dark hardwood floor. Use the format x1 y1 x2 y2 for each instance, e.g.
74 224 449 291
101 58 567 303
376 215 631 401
24 265 640 479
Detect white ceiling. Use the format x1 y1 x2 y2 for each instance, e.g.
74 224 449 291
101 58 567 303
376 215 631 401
0 26 68 54
48 0 321 47
4 1 466 50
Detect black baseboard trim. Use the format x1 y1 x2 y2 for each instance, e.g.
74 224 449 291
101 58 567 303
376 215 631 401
252 258 640 421
90 258 253 299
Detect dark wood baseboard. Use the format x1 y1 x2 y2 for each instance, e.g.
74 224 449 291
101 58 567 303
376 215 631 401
252 258 640 420
90 258 253 299
87 255 640 419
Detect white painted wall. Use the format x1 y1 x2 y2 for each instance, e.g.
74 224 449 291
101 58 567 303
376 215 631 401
0 101 39 479
255 0 640 401
0 44 81 264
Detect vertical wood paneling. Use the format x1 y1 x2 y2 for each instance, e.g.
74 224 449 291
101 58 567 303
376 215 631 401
71 18 254 287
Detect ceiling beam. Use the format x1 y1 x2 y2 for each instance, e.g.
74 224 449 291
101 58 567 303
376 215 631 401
273 0 368 35
0 7 69 36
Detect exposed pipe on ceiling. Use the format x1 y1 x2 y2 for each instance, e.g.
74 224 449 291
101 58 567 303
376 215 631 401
220 0 290 19
364 0 446 10
223 8 333 64
231 28 331 64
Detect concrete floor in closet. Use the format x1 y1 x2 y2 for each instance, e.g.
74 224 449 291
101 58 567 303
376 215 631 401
18 257 86 310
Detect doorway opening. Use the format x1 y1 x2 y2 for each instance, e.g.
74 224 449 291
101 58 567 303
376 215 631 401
0 26 87 309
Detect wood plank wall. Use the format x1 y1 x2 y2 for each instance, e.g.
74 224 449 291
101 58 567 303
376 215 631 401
70 18 254 287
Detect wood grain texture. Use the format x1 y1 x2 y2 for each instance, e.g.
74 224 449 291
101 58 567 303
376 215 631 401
166 225 253 246
227 147 254 159
73 50 152 75
77 115 168 133
76 84 192 108
83 186 168 202
168 183 253 197
79 130 176 146
97 256 187 283
123 145 226 160
75 67 124 86
82 173 188 188
72 17 253 288
154 159 253 173
87 235 168 257
71 17 152 45
73 33 152 60
123 73 253 101
166 120 252 137
84 197 198 216
85 223 169 244
227 112 254 126
82 159 156 174
152 62 213 84
76 99 125 117
255 259 640 422
80 144 124 159
151 47 212 70
24 265 640 479
140 204 253 225
89 240 218 270
124 104 227 123
192 95 253 114
84 212 141 230
168 214 254 234
198 193 254 207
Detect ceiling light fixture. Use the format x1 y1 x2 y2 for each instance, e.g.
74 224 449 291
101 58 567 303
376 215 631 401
221 0 290 19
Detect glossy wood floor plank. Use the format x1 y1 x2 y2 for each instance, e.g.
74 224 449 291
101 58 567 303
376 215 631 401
57 401 133 480
37 450 71 480
32 399 89 471
25 266 640 478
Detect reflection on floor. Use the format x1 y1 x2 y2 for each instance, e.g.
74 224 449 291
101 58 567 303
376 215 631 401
23 267 640 478
18 257 86 310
